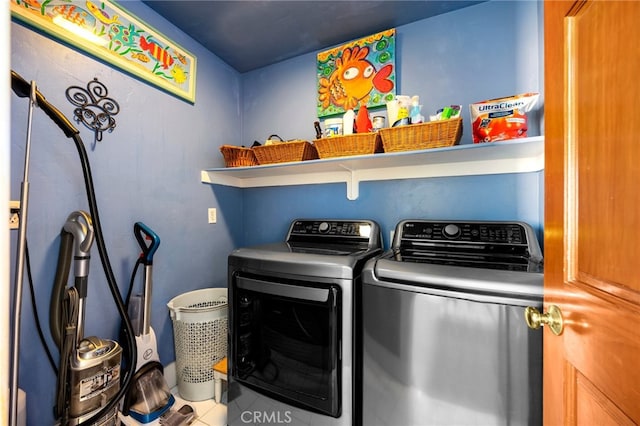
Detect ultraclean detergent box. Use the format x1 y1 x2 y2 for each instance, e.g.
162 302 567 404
469 93 539 143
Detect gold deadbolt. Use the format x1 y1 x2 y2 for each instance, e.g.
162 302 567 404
525 304 564 336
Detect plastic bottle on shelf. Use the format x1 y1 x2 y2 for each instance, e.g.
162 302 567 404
410 96 424 124
343 109 355 135
355 105 373 133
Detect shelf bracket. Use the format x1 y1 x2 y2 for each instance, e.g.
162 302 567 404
340 165 359 200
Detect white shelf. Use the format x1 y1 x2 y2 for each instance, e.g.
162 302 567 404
201 136 544 200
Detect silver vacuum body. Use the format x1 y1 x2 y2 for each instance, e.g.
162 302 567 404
67 336 122 425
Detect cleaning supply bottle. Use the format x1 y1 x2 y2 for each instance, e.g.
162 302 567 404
410 96 424 124
355 105 372 133
343 109 355 135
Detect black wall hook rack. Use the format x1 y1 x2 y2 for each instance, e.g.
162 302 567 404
65 78 120 147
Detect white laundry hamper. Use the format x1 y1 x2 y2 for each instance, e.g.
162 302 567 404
167 288 228 401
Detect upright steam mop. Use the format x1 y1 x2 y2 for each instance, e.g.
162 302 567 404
121 222 175 423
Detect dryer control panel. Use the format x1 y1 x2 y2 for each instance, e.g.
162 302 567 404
287 219 381 248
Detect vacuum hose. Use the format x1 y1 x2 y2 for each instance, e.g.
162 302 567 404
10 70 137 425
49 229 73 349
50 211 94 350
11 70 77 138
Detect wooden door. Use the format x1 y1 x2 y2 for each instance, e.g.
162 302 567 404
544 1 640 424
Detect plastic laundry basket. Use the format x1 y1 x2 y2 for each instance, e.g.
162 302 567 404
167 288 227 401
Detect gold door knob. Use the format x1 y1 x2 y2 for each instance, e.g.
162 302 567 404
525 304 564 336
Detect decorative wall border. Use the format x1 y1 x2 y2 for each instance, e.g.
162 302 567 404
11 0 197 103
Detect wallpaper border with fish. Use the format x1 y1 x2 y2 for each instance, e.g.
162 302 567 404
317 29 396 118
10 0 197 103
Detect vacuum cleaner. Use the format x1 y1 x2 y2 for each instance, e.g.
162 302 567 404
121 222 175 423
50 211 123 425
9 70 137 426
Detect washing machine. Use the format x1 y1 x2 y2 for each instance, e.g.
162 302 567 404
361 220 544 426
227 219 382 426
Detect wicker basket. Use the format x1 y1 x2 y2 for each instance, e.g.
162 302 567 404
314 133 383 159
379 118 463 153
219 145 258 167
253 140 318 164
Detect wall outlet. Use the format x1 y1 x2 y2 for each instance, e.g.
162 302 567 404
9 200 20 230
208 207 217 224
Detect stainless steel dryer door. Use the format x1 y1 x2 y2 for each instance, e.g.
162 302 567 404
231 275 342 417
362 280 542 426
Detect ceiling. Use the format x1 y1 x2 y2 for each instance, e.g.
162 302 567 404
142 1 484 73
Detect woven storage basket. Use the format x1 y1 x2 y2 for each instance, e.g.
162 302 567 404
253 140 318 164
314 133 383 159
379 117 463 153
219 145 258 167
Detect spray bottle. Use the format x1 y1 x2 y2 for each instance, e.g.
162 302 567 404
410 95 424 124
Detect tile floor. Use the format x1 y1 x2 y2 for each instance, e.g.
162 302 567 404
170 386 226 426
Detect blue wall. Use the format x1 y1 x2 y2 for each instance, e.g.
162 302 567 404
238 172 544 249
10 1 242 422
241 1 543 147
239 0 544 247
9 1 543 424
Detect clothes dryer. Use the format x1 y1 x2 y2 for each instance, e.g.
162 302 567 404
228 219 382 426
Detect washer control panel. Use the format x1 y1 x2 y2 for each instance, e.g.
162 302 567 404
395 220 543 269
400 221 526 244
